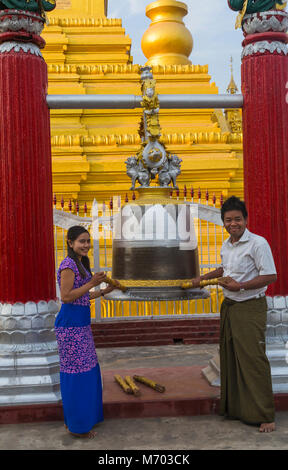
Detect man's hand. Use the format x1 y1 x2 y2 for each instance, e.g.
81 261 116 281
218 276 241 291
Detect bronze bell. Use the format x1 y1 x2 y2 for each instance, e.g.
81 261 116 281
105 67 208 301
108 188 208 301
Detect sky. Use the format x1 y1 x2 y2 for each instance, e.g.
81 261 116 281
108 0 243 94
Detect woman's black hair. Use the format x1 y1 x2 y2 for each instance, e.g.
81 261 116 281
67 225 92 279
221 196 248 221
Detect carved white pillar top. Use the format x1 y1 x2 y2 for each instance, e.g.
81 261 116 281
243 9 288 35
0 9 45 54
241 10 288 58
0 9 45 33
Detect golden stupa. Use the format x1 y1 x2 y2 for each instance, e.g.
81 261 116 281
42 0 243 211
142 0 193 65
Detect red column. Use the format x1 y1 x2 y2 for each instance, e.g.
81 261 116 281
0 11 56 304
241 10 288 296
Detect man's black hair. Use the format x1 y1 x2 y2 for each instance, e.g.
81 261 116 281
221 196 248 221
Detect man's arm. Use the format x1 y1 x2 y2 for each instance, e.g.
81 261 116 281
191 267 224 288
219 274 277 292
201 267 224 281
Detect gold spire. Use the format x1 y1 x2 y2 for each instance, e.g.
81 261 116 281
141 1 193 66
227 57 238 95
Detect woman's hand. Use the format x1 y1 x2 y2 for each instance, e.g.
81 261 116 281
90 272 107 287
101 280 121 295
101 285 115 295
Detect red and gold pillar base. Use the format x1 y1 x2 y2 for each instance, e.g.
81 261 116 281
241 10 288 296
0 10 60 406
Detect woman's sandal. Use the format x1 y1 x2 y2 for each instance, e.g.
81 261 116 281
64 424 97 438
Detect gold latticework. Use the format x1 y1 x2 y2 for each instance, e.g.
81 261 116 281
115 277 222 289
116 279 193 288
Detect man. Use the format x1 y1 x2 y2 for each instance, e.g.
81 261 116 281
192 196 277 432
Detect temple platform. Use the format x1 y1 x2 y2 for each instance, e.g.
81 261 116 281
92 318 221 348
1 343 288 425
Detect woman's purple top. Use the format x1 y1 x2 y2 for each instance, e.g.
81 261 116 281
57 256 92 306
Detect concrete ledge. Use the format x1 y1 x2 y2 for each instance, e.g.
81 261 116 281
1 365 288 425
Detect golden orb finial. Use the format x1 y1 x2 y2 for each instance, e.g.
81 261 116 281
141 0 193 66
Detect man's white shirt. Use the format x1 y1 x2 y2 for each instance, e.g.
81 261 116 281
220 228 277 302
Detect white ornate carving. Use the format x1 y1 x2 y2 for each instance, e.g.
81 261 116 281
244 10 288 20
0 41 43 57
242 40 288 58
0 9 43 21
243 14 288 34
0 15 44 34
53 208 92 230
53 208 118 229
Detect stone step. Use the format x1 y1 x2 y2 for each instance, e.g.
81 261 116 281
93 330 219 343
95 337 219 349
0 367 60 381
0 390 61 406
268 360 288 368
0 372 60 390
266 343 286 352
92 319 220 348
272 383 288 394
271 366 288 376
94 325 219 336
96 339 176 348
266 347 288 369
0 352 60 368
177 337 219 344
92 319 220 331
0 352 60 381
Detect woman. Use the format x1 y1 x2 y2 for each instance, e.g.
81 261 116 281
55 225 116 438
